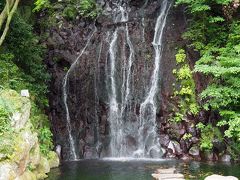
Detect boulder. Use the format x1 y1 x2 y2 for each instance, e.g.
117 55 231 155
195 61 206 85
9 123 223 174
29 144 41 167
172 141 182 155
168 141 175 154
48 151 60 168
205 175 238 180
181 154 193 161
203 151 214 161
189 145 200 157
15 170 37 180
0 163 18 180
168 140 182 155
37 156 50 174
220 154 231 162
159 134 170 147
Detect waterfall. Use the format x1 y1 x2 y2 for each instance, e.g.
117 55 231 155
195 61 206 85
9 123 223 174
108 4 136 157
61 0 172 160
107 0 171 158
62 28 96 160
136 0 172 158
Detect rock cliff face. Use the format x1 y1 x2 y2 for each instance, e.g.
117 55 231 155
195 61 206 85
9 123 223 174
0 90 59 180
46 0 187 160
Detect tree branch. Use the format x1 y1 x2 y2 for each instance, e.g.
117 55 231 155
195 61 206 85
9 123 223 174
0 0 20 47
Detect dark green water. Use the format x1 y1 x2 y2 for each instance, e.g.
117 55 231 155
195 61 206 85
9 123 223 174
47 159 240 180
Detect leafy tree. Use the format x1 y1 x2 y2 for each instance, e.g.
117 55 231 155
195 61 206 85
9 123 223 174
176 0 240 157
4 12 50 108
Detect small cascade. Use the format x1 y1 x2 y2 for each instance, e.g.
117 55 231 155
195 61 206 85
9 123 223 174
108 3 136 157
62 27 96 160
107 0 172 158
94 40 103 157
108 29 120 157
135 0 172 158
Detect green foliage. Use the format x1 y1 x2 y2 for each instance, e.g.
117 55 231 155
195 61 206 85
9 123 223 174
0 53 29 93
0 6 53 157
59 0 101 21
4 12 50 108
196 123 223 150
176 0 232 14
63 5 78 20
176 0 240 158
226 141 240 160
0 107 11 136
193 21 240 141
0 133 15 161
38 127 53 156
171 49 199 122
79 0 101 19
182 133 192 140
33 0 50 12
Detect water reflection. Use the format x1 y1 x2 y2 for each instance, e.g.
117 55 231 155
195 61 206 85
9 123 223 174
47 160 240 180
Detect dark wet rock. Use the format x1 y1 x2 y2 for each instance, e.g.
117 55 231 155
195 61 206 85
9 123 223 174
186 123 197 136
213 139 226 154
167 123 185 140
202 151 219 162
220 154 231 162
167 140 182 156
181 154 193 161
190 137 199 144
189 145 200 157
84 146 98 159
159 134 170 147
173 140 183 155
179 139 188 153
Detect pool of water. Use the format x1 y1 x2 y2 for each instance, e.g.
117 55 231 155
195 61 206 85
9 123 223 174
46 159 240 180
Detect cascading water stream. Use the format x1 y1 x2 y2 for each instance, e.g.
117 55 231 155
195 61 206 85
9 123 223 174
61 0 171 160
135 0 172 158
108 4 135 157
108 29 119 157
107 0 171 158
63 27 96 160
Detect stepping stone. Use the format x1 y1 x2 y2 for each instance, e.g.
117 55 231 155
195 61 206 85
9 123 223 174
156 168 176 174
205 175 238 180
152 173 185 180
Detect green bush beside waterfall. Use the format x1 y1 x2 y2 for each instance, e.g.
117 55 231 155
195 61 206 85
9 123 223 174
174 0 240 159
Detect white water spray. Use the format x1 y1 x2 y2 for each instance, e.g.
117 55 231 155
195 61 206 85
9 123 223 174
134 0 172 158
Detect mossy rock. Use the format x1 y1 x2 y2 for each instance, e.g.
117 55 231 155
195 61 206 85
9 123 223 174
29 144 41 168
17 170 37 180
34 156 50 179
12 130 38 162
0 89 25 112
47 151 60 168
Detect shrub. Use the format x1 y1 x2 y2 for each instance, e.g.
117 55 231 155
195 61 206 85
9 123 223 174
171 49 199 122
